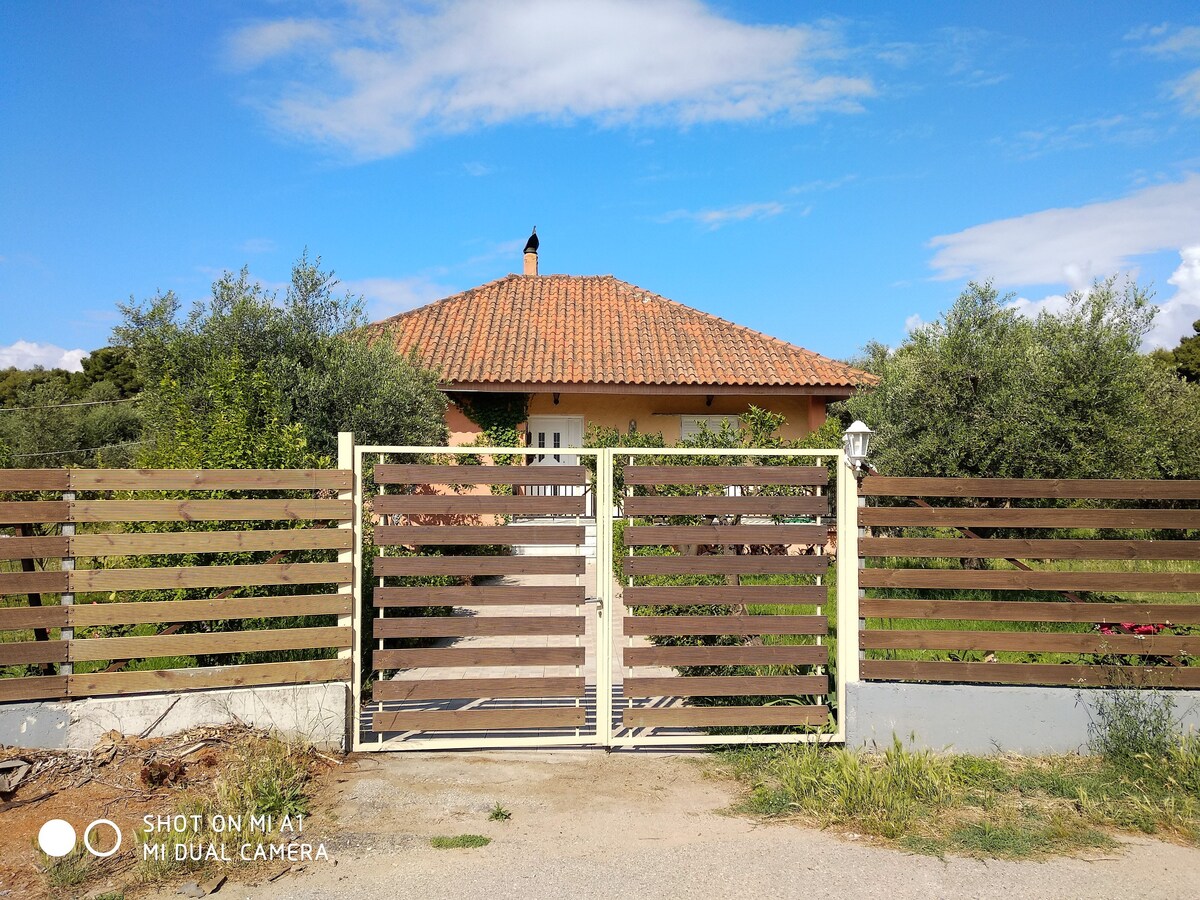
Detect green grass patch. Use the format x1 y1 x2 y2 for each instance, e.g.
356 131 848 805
430 834 491 849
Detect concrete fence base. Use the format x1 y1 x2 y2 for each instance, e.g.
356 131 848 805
0 682 350 752
846 681 1200 755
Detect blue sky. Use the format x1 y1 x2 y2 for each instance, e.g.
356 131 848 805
2 0 1200 372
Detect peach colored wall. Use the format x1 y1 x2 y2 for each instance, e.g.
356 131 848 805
448 392 828 445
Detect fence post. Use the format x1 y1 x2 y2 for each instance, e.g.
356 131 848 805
60 479 75 681
338 432 357 751
595 448 614 746
835 452 860 737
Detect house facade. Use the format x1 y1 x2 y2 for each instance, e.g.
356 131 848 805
369 240 872 451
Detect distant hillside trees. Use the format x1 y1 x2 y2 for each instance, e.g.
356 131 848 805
0 346 143 467
1158 318 1200 383
836 278 1200 480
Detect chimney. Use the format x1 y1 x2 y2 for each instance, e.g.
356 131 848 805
523 226 539 276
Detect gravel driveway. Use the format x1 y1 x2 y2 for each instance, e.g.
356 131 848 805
154 750 1200 900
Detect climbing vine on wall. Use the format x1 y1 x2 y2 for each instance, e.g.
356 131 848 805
451 392 531 447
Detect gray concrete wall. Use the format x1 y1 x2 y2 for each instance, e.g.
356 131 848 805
0 682 350 751
846 681 1200 755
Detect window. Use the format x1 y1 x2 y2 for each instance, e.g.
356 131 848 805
679 414 741 441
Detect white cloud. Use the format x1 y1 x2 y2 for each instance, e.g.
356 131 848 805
462 161 495 177
903 313 928 333
226 0 873 157
1172 69 1200 116
928 175 1200 287
225 18 333 70
1005 293 1072 320
1146 245 1200 349
1132 23 1200 57
346 276 454 320
658 201 786 230
0 340 87 372
1128 23 1200 117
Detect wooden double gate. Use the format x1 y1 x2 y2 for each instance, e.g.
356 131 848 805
353 445 856 751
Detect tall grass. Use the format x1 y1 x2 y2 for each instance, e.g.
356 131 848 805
721 692 1200 857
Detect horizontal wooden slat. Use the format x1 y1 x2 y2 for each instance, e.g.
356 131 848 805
375 555 585 576
376 464 586 486
374 677 586 701
860 476 1200 500
373 706 586 732
624 615 826 636
374 495 587 515
861 598 1200 624
860 630 1200 655
859 537 1200 561
0 536 68 560
624 675 828 698
624 526 826 546
375 616 585 638
624 495 828 516
0 675 69 702
0 469 69 491
69 626 350 662
625 465 828 487
622 705 829 727
860 569 1200 592
67 658 351 697
71 529 352 557
374 586 585 607
0 639 69 665
376 525 585 546
68 468 352 490
861 659 1200 688
0 571 67 596
0 501 69 524
859 507 1200 528
69 593 352 627
625 645 827 667
373 647 585 668
0 604 68 630
625 555 827 576
69 499 351 523
69 562 351 592
624 586 826 606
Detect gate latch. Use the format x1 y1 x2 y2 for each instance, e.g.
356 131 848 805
584 596 604 617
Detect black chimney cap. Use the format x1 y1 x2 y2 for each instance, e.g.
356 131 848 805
524 226 539 254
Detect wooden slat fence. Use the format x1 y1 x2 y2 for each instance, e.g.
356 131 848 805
620 461 832 731
0 468 354 702
858 476 1200 688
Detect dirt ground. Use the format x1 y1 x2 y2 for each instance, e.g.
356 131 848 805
5 740 1200 900
163 750 1200 900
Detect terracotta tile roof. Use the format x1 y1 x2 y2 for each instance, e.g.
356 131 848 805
369 274 874 389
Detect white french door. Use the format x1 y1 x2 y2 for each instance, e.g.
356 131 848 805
528 416 584 466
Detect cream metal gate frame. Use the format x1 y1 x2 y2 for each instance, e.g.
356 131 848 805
348 441 858 752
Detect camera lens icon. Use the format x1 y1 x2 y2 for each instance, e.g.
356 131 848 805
38 819 122 858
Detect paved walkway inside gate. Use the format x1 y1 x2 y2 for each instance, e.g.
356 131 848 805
388 563 673 684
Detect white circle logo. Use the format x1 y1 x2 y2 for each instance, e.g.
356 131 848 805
83 819 122 858
37 819 76 857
